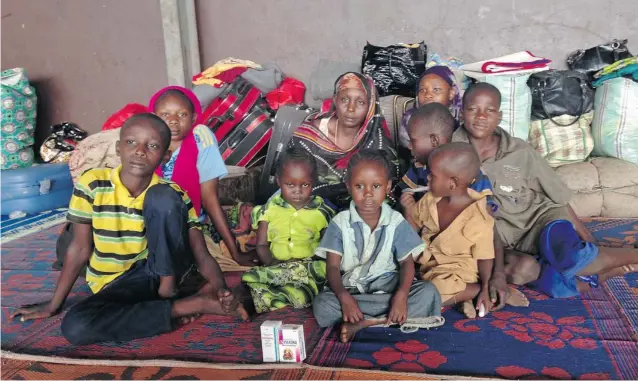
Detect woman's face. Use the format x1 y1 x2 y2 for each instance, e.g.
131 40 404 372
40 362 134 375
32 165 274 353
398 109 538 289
417 74 455 107
334 88 368 129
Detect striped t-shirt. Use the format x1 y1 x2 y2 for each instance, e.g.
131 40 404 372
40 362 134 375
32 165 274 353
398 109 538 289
67 166 200 293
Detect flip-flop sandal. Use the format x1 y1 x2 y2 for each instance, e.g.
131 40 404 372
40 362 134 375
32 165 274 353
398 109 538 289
400 316 446 334
369 315 389 329
368 315 446 333
575 274 600 289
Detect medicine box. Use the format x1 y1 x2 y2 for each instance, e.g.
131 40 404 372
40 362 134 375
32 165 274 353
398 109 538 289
260 320 282 362
278 324 306 363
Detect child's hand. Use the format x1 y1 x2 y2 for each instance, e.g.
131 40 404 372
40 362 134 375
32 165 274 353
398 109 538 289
400 193 416 209
233 253 260 267
476 288 492 318
339 293 364 323
387 290 408 325
489 273 510 311
10 301 59 322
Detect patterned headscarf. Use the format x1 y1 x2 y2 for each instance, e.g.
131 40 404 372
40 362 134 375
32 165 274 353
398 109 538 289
399 66 462 148
414 66 462 119
290 72 398 210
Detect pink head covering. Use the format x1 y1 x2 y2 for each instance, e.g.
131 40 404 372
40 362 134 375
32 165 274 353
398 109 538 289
148 86 203 125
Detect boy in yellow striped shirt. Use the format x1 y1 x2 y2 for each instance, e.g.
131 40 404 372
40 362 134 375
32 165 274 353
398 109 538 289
11 114 249 345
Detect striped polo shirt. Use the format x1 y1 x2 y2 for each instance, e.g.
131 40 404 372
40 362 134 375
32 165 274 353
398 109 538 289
67 166 200 293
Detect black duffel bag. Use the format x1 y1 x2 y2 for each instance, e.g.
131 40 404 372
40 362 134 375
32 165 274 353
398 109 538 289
361 42 427 97
527 70 594 124
567 39 632 79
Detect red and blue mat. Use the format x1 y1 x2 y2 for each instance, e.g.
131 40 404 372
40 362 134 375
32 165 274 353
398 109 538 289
2 218 637 379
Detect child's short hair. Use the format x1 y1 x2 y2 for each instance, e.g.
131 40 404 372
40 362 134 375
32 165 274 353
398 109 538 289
121 113 171 149
345 149 392 182
153 89 195 114
275 147 318 182
462 82 502 107
429 142 481 184
408 103 455 138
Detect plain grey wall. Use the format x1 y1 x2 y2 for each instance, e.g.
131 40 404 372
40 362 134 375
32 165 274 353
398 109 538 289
197 0 637 103
1 0 167 137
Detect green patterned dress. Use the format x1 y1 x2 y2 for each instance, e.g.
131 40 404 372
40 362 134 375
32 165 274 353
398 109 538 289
241 195 334 313
241 260 327 313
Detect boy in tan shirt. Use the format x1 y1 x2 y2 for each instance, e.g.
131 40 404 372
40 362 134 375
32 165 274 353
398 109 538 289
413 143 527 318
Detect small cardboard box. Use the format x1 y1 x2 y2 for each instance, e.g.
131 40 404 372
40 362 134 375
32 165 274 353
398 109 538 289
278 324 306 363
260 320 282 362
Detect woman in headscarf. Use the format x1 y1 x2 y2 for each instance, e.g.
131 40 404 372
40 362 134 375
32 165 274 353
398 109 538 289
398 66 463 148
289 72 398 210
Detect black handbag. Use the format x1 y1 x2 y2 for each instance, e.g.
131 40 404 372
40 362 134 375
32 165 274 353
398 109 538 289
527 70 594 124
567 39 632 79
361 42 427 97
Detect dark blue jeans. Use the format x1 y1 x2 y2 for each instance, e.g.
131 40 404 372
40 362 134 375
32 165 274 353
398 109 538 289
61 184 194 345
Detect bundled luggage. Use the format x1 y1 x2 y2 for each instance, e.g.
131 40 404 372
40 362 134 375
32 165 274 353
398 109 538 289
1 68 37 170
528 112 595 168
591 78 638 165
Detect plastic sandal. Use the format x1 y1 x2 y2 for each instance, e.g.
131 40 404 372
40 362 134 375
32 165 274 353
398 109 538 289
575 274 600 288
399 316 446 333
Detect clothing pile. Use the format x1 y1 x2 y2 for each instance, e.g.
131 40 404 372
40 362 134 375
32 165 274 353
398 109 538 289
192 58 306 168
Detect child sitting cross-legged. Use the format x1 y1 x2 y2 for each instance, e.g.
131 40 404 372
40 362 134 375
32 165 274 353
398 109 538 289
313 149 443 343
412 143 528 319
240 147 335 313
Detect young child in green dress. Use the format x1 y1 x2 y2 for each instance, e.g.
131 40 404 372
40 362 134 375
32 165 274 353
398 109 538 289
240 147 335 313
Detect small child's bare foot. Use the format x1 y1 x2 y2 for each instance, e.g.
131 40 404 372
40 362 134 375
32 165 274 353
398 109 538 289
340 322 365 343
601 264 637 281
459 300 476 319
506 287 530 307
196 283 251 320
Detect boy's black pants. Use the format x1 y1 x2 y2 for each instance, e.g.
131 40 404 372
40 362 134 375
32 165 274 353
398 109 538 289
61 184 194 345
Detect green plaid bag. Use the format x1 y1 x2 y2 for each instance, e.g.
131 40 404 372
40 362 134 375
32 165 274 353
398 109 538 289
528 111 594 168
1 68 37 169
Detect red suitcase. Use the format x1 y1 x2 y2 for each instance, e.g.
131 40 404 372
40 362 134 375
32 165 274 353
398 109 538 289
218 104 274 167
201 77 264 142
